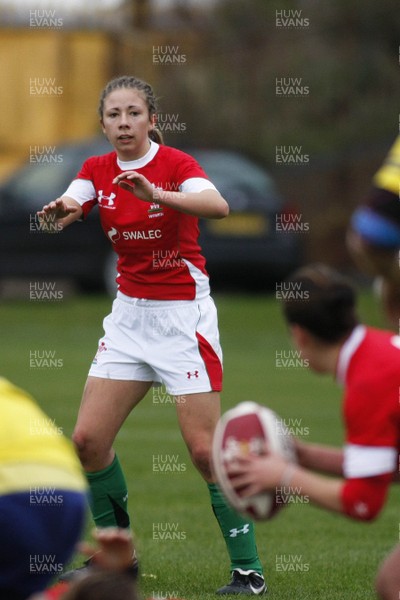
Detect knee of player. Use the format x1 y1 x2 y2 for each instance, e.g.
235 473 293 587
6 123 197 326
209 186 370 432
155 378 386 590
189 441 212 475
72 428 98 460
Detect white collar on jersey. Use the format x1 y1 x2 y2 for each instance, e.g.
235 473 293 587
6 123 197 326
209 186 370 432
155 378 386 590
336 324 366 385
117 140 159 170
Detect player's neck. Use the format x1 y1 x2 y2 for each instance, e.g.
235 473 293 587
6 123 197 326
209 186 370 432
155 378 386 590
116 138 152 162
309 343 341 375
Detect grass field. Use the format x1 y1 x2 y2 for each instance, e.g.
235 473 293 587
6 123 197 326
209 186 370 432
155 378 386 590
1 290 398 599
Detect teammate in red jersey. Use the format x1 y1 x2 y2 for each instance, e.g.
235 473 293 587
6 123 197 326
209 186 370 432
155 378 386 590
37 75 265 595
226 264 400 600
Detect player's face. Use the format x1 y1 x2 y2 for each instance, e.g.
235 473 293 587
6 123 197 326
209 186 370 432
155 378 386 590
101 88 156 160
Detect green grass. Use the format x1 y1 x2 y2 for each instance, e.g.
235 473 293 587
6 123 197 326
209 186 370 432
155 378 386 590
0 291 398 599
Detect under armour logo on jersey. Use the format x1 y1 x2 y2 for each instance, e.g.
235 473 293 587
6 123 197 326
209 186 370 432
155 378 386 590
187 370 199 379
98 190 116 206
229 524 250 538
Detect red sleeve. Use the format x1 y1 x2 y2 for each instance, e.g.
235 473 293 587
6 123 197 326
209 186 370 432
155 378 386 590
341 473 392 521
75 156 94 181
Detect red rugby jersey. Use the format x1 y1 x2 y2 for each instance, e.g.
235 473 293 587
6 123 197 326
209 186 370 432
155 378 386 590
336 325 400 478
69 144 215 300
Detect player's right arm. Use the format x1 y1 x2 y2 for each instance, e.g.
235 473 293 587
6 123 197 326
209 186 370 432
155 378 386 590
37 197 83 231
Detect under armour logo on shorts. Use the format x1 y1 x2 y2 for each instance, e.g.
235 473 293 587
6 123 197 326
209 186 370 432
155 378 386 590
187 370 199 379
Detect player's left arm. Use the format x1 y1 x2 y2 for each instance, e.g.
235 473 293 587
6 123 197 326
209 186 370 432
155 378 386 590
227 453 392 521
294 439 344 475
113 171 229 219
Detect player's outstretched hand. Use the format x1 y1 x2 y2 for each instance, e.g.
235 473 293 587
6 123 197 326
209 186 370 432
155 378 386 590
227 453 290 497
113 171 154 203
37 198 79 222
79 527 136 573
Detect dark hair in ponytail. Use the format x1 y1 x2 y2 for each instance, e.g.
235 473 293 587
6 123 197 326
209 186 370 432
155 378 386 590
98 75 164 144
281 264 359 343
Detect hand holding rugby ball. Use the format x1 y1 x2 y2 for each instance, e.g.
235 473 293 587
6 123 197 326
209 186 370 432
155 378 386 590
212 401 297 520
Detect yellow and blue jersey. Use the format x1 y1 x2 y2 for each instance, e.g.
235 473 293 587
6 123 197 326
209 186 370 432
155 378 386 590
0 377 87 496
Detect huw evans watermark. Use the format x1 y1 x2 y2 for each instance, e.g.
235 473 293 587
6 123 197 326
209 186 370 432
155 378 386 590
29 281 63 301
30 486 65 506
30 213 63 234
275 281 310 300
276 213 309 232
30 145 63 164
275 9 310 29
275 485 310 506
152 522 186 540
276 145 309 165
30 554 63 574
153 45 187 65
275 417 310 437
30 417 63 436
153 250 186 271
30 77 63 96
275 350 309 369
157 113 187 133
275 554 310 572
29 9 63 28
152 454 187 473
29 350 63 369
152 386 186 405
275 77 309 97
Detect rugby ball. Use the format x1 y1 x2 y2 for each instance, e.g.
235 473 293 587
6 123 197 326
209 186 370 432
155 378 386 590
212 401 296 520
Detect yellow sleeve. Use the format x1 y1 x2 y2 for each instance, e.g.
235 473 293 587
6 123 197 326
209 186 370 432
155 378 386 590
373 136 400 195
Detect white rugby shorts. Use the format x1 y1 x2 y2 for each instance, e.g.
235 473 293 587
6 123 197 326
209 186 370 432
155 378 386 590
89 292 223 396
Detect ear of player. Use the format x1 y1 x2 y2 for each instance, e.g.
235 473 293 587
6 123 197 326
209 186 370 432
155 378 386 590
212 401 297 520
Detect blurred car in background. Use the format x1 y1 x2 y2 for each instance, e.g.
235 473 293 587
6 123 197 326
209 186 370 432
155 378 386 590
0 137 302 295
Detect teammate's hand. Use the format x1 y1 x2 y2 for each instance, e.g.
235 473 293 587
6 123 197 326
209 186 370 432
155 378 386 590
113 171 155 203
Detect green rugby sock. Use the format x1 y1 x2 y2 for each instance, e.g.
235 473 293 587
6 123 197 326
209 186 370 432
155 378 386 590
86 454 130 529
208 482 263 574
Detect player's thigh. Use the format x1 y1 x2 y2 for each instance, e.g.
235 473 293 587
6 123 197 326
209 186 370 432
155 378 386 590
74 376 152 450
176 391 221 452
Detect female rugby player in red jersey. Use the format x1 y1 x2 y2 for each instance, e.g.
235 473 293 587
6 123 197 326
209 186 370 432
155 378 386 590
38 76 265 595
227 264 400 600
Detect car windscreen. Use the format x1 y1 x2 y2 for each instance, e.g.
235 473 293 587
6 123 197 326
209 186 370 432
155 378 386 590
0 138 111 211
1 151 86 211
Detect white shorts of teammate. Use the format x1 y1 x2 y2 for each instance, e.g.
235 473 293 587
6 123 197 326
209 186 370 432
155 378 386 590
89 292 223 397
